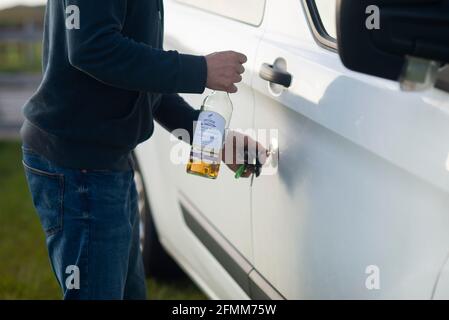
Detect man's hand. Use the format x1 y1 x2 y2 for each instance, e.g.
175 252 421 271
205 51 247 93
221 130 267 178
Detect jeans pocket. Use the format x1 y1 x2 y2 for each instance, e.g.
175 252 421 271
23 160 64 236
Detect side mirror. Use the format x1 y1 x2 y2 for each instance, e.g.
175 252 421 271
336 0 449 86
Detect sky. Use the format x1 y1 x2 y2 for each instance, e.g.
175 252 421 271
0 0 46 10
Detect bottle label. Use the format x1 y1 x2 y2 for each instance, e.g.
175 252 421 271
191 111 226 163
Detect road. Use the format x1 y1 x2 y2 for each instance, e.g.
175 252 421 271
0 73 40 139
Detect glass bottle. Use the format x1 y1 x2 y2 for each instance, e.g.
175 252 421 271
186 91 233 179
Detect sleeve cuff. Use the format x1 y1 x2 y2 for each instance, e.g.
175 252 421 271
177 54 208 94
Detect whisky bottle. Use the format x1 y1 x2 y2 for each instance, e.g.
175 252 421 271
187 91 233 179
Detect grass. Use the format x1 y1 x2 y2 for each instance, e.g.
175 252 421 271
0 141 206 300
0 42 42 73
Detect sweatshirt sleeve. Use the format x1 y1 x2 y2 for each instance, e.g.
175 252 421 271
64 0 207 94
153 94 200 145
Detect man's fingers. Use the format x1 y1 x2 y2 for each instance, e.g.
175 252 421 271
229 51 247 63
205 51 247 92
242 170 253 178
237 52 248 64
236 64 245 74
227 84 238 93
234 74 243 83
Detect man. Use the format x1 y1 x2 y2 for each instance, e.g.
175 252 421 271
21 0 259 299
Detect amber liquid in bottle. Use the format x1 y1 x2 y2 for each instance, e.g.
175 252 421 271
187 91 233 179
186 160 221 179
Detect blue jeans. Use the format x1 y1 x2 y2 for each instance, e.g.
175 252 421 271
22 145 147 300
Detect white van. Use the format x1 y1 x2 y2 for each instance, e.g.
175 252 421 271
134 0 449 299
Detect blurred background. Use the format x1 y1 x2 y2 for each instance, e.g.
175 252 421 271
0 1 205 300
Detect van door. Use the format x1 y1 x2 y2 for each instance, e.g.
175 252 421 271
251 0 449 299
159 0 266 288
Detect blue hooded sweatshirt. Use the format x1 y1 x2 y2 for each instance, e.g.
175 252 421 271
21 0 207 170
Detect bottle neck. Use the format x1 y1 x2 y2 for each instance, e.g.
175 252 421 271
202 91 233 127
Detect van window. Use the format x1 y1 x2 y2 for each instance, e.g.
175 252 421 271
176 0 266 26
314 0 337 39
302 0 337 51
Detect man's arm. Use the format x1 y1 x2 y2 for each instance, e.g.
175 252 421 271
64 1 247 94
65 0 206 93
153 94 200 145
154 95 268 179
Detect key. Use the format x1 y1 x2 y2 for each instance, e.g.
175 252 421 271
235 148 263 179
235 164 247 179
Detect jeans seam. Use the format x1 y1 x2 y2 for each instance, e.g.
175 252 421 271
86 211 90 299
83 173 90 298
59 175 64 234
22 160 64 178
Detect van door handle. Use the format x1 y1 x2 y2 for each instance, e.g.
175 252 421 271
259 63 292 88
